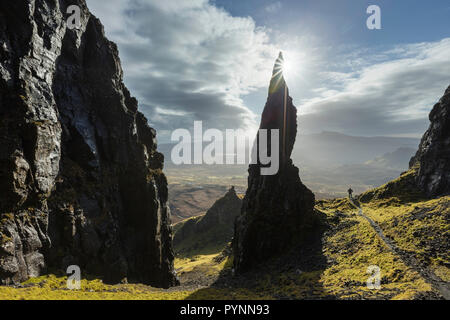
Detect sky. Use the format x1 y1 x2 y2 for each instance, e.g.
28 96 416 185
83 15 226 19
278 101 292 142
86 0 450 142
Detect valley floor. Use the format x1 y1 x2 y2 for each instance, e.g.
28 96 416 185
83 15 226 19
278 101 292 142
1 184 448 300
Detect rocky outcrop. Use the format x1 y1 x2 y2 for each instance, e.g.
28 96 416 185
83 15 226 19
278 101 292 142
0 0 177 287
233 53 316 273
410 86 450 198
173 187 242 255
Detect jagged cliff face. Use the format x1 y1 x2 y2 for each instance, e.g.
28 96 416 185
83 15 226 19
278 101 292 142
410 86 450 198
233 53 315 273
0 0 177 287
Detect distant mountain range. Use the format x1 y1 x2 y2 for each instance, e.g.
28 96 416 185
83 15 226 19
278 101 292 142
161 132 420 204
293 131 419 169
160 131 419 169
365 147 417 170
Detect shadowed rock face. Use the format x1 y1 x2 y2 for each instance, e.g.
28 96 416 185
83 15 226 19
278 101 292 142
410 86 450 198
233 53 315 273
173 187 242 254
0 0 177 288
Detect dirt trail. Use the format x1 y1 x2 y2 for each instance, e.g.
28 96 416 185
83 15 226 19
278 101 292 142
348 197 450 300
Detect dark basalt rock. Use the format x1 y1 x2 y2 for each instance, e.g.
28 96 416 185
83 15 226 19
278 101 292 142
233 53 316 273
0 0 177 288
410 85 450 198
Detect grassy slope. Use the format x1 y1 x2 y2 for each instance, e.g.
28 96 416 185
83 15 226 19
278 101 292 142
1 170 448 300
173 215 229 257
172 192 243 258
316 200 434 299
0 203 435 300
363 197 449 282
357 170 450 283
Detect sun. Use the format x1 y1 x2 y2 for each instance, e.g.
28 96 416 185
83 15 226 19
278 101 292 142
280 51 301 84
269 50 304 94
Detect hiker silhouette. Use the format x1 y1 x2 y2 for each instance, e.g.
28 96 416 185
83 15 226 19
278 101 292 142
348 187 353 199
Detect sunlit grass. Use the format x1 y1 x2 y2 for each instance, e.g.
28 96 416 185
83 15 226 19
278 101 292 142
2 168 447 300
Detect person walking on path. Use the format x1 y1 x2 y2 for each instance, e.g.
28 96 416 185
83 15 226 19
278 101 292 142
348 187 354 200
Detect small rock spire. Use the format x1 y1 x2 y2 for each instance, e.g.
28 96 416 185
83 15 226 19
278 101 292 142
269 51 286 94
233 52 315 274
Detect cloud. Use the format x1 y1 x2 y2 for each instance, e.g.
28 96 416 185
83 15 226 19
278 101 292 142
86 0 450 141
87 0 278 141
298 38 450 137
265 2 282 13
